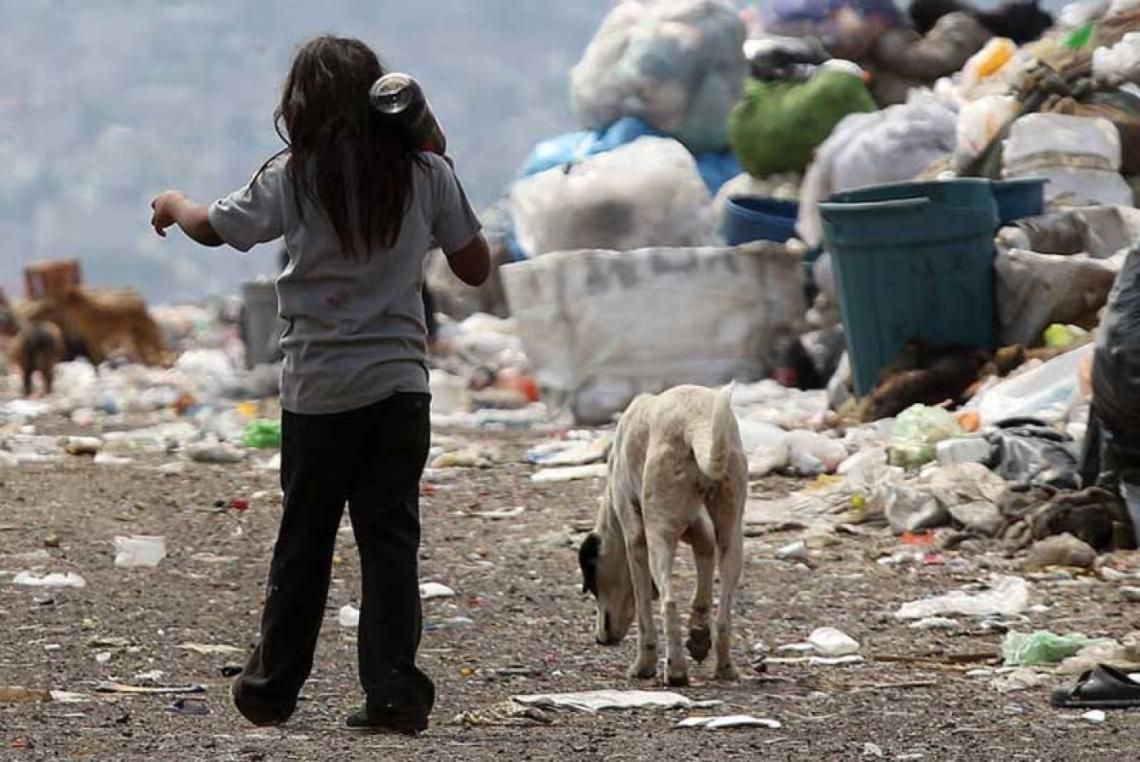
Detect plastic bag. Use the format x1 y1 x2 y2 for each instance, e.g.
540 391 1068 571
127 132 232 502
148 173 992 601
241 420 281 450
984 424 1081 489
955 95 1020 172
1093 32 1140 85
895 575 1029 619
729 68 876 178
796 93 957 247
977 343 1094 427
889 405 965 470
1003 114 1133 208
1002 630 1093 666
509 137 716 258
569 0 748 153
519 117 741 194
501 243 805 425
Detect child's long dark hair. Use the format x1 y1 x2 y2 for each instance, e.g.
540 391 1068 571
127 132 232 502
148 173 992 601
272 36 425 258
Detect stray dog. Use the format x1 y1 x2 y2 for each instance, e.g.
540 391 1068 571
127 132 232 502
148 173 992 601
579 385 747 686
10 321 64 397
44 288 168 367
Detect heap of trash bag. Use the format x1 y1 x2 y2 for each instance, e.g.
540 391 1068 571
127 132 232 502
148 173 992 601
421 0 1140 554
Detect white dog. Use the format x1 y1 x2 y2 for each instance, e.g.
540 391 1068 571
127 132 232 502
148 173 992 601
579 384 747 686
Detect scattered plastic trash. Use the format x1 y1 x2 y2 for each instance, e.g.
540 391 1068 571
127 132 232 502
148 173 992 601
113 536 167 569
674 715 782 730
935 438 991 467
178 643 243 656
1002 631 1096 667
909 617 960 630
94 453 134 466
809 655 864 667
889 405 965 470
1082 709 1107 724
894 576 1029 620
525 435 611 467
425 616 475 632
530 464 609 484
338 605 361 629
11 572 86 589
808 627 860 657
241 420 281 449
166 697 210 716
187 442 246 464
469 506 526 520
512 690 720 714
431 447 496 469
95 682 206 695
420 582 457 600
775 540 808 561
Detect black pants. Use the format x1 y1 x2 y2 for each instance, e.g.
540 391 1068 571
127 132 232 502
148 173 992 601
234 393 434 723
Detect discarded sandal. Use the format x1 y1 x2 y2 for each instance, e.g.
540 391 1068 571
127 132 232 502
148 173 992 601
1051 665 1140 709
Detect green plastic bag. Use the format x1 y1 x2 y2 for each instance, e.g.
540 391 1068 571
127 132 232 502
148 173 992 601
1002 630 1091 666
242 420 282 450
728 69 876 178
888 405 965 470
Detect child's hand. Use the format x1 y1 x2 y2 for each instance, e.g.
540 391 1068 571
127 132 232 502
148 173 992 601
150 191 187 237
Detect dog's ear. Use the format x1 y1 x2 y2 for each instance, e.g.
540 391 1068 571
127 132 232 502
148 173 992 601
578 532 600 596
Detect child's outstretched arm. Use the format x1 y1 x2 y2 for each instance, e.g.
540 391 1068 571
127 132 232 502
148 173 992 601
150 191 224 246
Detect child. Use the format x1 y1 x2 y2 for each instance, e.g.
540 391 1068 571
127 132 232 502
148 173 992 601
150 35 489 733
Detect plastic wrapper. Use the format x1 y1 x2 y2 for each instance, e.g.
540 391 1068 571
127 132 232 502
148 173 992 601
569 0 748 153
1002 630 1094 666
1093 32 1140 84
509 137 716 258
976 343 1094 427
955 95 1020 171
501 243 804 425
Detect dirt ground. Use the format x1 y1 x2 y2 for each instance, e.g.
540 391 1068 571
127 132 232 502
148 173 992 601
2 421 1140 761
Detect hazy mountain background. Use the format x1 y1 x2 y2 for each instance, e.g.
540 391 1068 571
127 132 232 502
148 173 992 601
0 0 1071 303
0 1 611 302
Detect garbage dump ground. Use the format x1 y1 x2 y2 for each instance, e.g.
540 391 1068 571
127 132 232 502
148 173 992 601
2 418 1139 760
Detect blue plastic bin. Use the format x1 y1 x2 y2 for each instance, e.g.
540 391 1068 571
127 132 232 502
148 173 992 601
819 178 999 397
991 178 1047 225
723 197 800 245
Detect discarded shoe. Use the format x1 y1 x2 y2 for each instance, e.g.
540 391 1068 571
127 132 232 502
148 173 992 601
1051 665 1140 709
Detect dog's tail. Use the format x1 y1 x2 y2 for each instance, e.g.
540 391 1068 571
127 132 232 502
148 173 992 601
692 382 736 482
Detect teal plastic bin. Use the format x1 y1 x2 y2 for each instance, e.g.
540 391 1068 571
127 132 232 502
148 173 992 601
819 179 998 397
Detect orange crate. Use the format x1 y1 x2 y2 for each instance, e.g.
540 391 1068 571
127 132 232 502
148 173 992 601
25 259 82 300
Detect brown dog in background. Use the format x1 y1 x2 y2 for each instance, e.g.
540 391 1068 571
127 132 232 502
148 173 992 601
29 288 168 367
10 321 64 397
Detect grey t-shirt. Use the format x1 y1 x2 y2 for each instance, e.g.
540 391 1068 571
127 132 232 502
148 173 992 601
209 152 481 415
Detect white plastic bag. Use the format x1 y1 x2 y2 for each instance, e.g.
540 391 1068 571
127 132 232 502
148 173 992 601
570 0 748 153
502 243 804 425
113 535 167 568
510 137 716 258
894 575 1029 619
954 95 1019 171
977 343 1094 427
1093 32 1140 85
797 94 957 247
1003 114 1133 207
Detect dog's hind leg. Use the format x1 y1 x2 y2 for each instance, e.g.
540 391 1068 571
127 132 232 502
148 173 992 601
713 518 743 681
683 511 715 664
